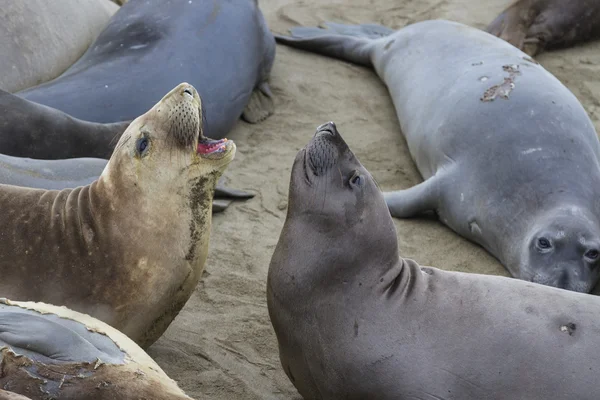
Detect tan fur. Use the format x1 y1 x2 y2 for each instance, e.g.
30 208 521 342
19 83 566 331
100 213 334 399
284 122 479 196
0 390 32 400
0 83 235 348
0 299 192 400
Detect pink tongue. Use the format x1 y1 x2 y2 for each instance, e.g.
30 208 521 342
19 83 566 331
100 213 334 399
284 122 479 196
197 139 227 154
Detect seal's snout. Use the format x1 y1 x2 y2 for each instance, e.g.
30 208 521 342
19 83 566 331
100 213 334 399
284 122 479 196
316 121 338 136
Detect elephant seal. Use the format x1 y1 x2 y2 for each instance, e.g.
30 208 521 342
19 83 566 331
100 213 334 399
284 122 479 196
487 0 600 56
275 20 600 293
18 0 276 139
0 89 129 159
0 89 249 211
0 298 192 400
0 0 118 93
267 122 600 400
0 82 235 348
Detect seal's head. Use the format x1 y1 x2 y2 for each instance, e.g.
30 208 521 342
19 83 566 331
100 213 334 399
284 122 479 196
520 207 600 293
104 82 235 191
280 122 398 284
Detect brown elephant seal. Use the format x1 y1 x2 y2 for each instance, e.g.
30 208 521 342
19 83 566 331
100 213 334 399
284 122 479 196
0 0 118 92
486 0 600 56
0 298 193 400
267 122 600 400
0 82 235 349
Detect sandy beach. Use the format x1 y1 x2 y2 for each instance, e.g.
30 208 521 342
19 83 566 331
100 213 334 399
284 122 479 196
145 0 600 398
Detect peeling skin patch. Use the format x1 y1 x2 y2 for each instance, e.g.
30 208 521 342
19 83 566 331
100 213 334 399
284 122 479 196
384 40 395 50
560 323 576 336
472 61 483 66
523 56 539 65
481 64 522 102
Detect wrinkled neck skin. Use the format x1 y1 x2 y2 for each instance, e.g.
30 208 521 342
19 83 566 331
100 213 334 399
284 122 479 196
0 159 220 346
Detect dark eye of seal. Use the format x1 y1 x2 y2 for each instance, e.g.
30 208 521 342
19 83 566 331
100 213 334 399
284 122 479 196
585 249 599 261
537 237 552 251
350 171 362 187
136 137 149 155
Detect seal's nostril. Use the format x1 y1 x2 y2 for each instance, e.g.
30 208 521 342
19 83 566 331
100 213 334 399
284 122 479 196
183 88 193 96
316 121 338 136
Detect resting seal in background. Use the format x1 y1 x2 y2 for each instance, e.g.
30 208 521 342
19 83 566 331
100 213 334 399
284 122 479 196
0 0 118 93
18 0 276 138
267 122 600 400
0 83 235 349
487 0 600 56
275 20 600 293
0 299 193 400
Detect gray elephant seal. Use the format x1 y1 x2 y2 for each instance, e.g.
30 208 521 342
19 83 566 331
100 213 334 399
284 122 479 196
18 0 276 139
0 89 129 159
0 82 236 348
0 0 118 93
0 299 193 400
487 0 600 56
275 20 600 293
267 122 600 400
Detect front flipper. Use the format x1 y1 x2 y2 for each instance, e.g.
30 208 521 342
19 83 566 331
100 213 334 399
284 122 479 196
212 178 255 213
242 82 274 124
384 173 445 218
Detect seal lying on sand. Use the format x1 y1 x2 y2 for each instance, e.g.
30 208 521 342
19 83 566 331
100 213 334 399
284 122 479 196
0 0 118 93
0 298 193 400
487 0 600 56
267 122 600 400
275 20 600 293
0 154 246 213
18 0 276 138
0 82 235 348
0 89 250 211
0 390 31 400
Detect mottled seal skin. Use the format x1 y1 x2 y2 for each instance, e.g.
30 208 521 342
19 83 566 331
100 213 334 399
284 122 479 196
0 0 118 93
275 20 600 293
18 0 276 138
0 89 129 159
487 0 600 56
0 299 193 400
0 390 31 400
0 83 236 349
267 122 600 400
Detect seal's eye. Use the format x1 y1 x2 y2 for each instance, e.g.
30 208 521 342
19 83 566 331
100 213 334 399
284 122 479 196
136 137 149 156
349 170 362 187
585 249 599 261
536 237 552 251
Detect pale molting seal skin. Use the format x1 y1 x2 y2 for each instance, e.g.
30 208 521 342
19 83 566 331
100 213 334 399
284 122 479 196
267 122 600 400
0 299 193 400
0 82 236 349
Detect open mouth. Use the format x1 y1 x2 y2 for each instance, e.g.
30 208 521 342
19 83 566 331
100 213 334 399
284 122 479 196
197 137 229 155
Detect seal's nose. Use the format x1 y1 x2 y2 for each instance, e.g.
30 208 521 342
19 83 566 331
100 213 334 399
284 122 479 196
316 121 338 136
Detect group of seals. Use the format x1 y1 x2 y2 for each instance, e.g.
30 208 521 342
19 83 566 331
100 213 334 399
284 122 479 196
268 122 600 399
486 0 600 56
275 19 600 293
0 82 235 349
17 0 276 140
0 298 193 400
0 0 118 93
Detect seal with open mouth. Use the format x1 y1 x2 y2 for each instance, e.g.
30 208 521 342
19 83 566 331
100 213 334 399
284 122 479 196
0 82 235 348
267 122 600 400
0 299 193 400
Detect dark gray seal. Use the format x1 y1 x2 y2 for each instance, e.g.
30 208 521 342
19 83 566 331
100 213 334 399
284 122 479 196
267 121 600 400
487 0 600 56
0 89 128 159
275 20 600 293
17 0 276 138
0 299 192 400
